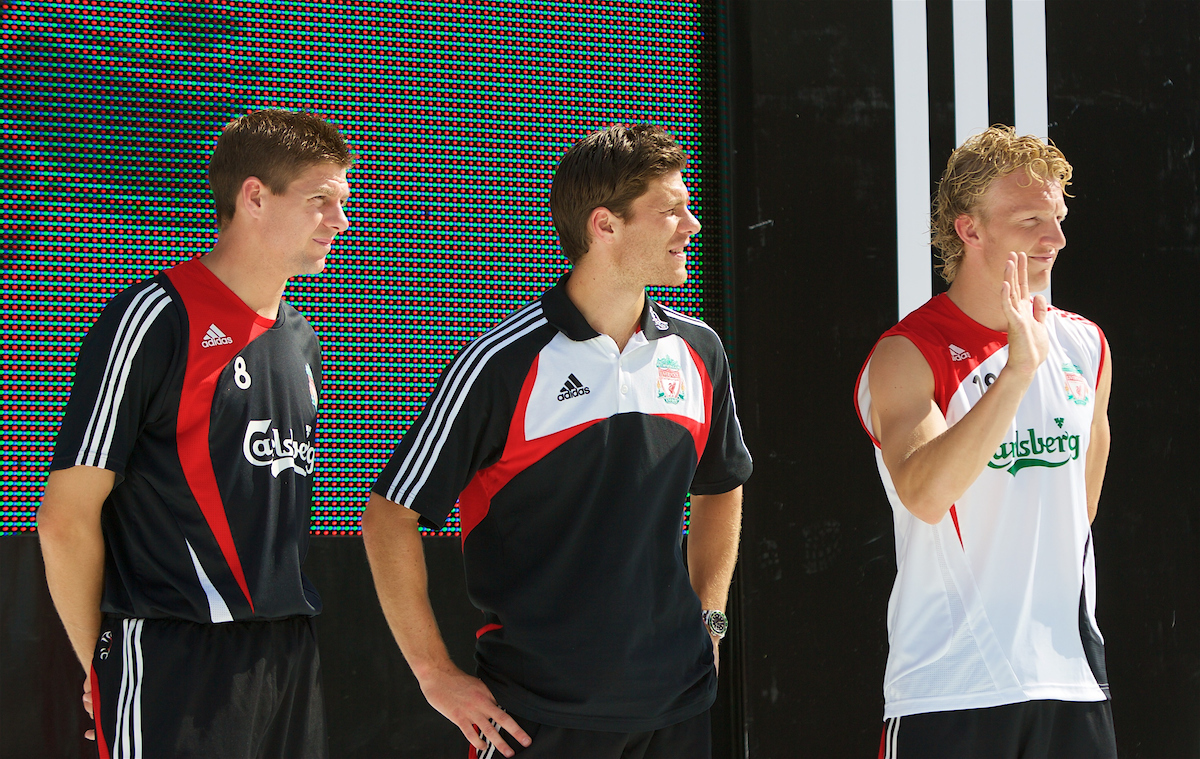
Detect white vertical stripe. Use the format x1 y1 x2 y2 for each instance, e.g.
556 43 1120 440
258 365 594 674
892 0 933 320
186 540 234 623
76 285 163 466
386 304 545 504
1012 0 1053 305
94 295 171 469
131 620 144 759
116 619 133 759
396 315 547 505
76 286 171 468
1012 0 1048 139
952 0 990 144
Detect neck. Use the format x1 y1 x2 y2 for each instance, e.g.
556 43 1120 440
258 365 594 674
564 260 645 351
945 268 1008 332
202 234 289 320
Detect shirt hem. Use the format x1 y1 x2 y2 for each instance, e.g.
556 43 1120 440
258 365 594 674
883 684 1109 719
488 683 716 732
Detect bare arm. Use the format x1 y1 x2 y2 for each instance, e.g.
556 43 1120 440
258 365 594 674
870 253 1049 524
38 466 113 670
687 486 742 673
1085 340 1113 523
360 493 530 757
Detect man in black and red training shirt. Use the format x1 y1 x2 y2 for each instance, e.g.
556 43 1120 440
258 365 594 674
39 109 351 758
363 124 752 758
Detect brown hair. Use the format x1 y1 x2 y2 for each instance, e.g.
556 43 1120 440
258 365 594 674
208 110 353 230
931 125 1072 282
549 124 688 263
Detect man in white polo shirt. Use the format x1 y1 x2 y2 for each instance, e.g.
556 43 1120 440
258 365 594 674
856 126 1116 757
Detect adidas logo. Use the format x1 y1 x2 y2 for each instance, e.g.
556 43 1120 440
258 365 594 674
649 308 669 332
202 323 233 348
557 373 590 401
948 344 971 362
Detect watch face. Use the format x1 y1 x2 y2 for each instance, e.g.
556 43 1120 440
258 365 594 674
706 610 729 637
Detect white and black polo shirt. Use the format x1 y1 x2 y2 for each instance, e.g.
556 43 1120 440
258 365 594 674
51 258 323 624
374 274 752 732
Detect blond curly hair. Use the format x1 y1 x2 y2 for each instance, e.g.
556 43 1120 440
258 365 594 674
931 125 1072 283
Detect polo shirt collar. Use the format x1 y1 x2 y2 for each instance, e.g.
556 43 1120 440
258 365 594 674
541 273 679 343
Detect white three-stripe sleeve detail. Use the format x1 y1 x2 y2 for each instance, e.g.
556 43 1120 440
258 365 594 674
95 295 172 469
397 314 547 505
75 285 172 468
384 303 544 505
658 306 718 337
186 539 234 623
75 283 162 467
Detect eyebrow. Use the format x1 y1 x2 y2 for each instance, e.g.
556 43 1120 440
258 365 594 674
309 182 351 200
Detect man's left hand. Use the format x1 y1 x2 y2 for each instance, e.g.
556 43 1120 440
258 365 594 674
712 634 721 675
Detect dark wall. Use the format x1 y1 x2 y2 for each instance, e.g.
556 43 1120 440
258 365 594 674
1045 4 1200 757
724 2 900 756
725 1 1199 758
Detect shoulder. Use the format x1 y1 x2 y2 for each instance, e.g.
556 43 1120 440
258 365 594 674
439 299 556 393
277 300 318 338
91 274 181 342
660 305 724 355
1046 305 1105 347
867 334 934 388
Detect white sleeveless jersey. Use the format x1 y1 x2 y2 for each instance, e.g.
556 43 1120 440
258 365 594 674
855 295 1109 718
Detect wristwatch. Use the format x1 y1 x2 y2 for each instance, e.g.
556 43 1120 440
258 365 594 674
702 609 729 639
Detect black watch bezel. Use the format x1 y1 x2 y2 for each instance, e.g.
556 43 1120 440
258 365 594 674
703 609 729 639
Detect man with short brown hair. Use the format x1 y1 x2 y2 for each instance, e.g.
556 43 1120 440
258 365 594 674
856 126 1116 757
363 124 751 758
39 109 351 757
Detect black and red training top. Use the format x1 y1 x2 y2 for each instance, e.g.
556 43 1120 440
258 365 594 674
374 274 753 732
51 257 322 623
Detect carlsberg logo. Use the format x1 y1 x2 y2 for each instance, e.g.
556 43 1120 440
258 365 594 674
989 426 1080 476
242 419 316 477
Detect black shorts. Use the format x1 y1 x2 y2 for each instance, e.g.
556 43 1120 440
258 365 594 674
89 614 327 759
879 699 1117 759
472 708 711 759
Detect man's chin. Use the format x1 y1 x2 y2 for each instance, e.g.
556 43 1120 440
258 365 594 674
654 267 688 288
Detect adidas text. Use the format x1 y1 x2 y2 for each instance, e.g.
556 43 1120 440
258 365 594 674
558 373 590 401
203 323 233 348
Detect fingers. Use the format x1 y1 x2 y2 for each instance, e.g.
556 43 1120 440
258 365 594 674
1003 256 1018 311
1032 293 1048 323
469 716 517 758
83 676 96 740
1016 251 1031 301
469 709 532 758
427 671 532 757
492 711 532 748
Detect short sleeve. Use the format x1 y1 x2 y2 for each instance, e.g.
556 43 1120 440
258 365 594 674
51 279 177 479
690 346 753 495
372 346 520 529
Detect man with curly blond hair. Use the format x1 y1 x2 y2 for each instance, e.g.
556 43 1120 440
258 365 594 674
854 126 1116 757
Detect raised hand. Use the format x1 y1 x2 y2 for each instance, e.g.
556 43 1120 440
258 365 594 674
418 665 531 758
1001 251 1049 378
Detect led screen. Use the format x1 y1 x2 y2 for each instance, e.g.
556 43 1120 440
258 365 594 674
0 0 718 535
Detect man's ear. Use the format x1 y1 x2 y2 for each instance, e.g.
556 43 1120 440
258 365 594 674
588 206 619 245
236 176 268 221
954 213 983 251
